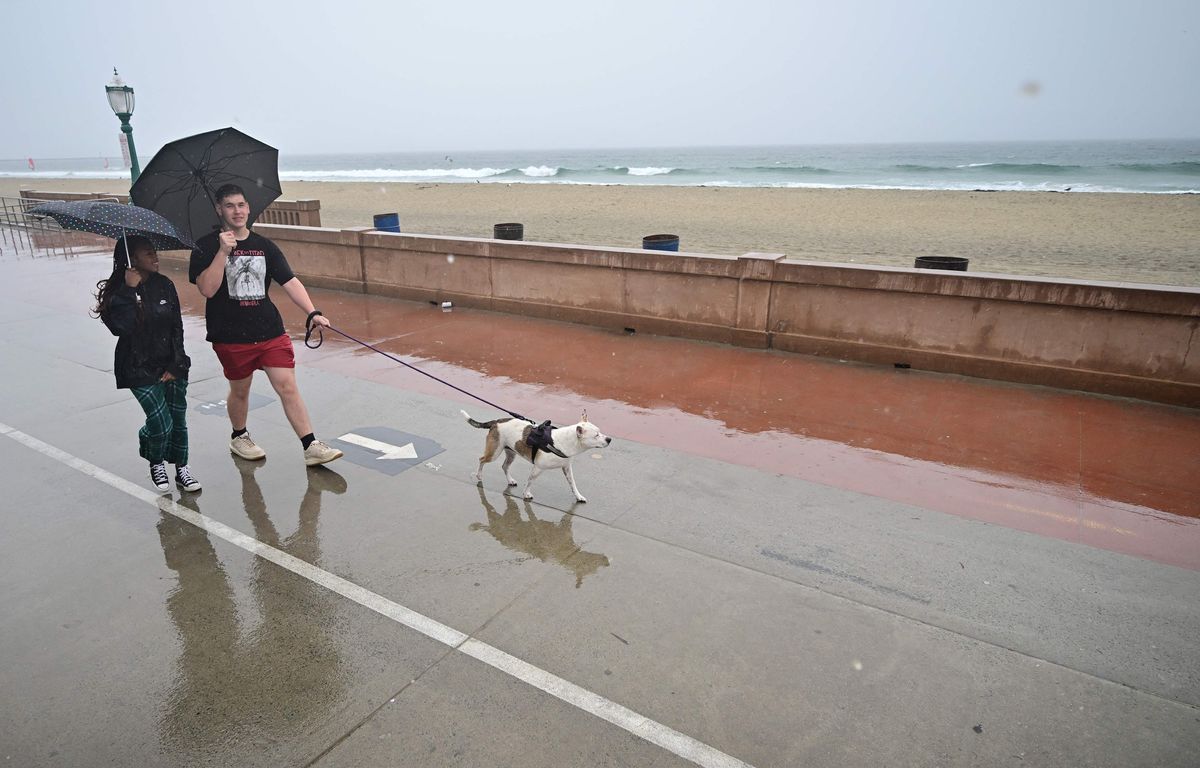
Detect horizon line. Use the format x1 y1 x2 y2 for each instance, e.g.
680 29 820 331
5 136 1200 163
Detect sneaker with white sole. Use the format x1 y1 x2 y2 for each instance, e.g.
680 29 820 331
175 465 202 492
230 433 266 460
303 439 343 466
149 461 170 492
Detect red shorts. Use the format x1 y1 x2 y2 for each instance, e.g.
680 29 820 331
212 334 295 381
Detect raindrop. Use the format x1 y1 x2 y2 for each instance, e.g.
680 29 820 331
852 660 863 671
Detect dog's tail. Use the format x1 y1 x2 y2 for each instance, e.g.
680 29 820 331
461 410 507 429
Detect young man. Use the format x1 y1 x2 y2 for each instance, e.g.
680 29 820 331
189 184 343 466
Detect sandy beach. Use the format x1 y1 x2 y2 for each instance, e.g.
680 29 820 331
3 178 1197 286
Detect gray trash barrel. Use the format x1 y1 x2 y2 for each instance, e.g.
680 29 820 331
914 256 968 271
494 222 523 240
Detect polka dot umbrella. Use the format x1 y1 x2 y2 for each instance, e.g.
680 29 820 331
129 127 281 243
28 200 196 266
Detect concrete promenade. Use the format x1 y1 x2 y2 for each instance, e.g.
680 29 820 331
2 230 1198 767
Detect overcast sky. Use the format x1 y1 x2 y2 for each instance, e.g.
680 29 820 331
6 0 1198 158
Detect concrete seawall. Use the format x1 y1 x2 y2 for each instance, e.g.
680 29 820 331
164 223 1200 407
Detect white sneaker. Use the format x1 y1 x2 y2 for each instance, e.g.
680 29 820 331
175 465 202 492
230 433 266 460
303 439 343 466
149 462 170 492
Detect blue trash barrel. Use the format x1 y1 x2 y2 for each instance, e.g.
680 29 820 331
642 234 680 252
373 213 401 233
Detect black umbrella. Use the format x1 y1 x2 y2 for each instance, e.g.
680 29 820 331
129 127 281 242
29 200 195 266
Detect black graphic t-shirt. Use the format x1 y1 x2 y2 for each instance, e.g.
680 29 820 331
189 230 296 343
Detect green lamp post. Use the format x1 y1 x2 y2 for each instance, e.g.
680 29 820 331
105 68 140 184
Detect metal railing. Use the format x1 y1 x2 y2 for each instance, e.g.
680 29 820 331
0 196 116 257
0 195 59 230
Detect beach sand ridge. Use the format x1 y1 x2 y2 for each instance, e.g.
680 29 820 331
4 178 1196 286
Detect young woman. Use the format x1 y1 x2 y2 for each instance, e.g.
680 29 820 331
94 235 200 492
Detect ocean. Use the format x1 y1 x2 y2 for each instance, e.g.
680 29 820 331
3 139 1198 194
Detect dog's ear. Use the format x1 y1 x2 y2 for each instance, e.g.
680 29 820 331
577 424 584 436
581 409 588 423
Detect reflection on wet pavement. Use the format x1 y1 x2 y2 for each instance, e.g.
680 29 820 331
167 260 1200 569
156 462 349 759
472 486 609 588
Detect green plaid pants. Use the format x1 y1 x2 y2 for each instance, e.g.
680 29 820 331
130 379 189 465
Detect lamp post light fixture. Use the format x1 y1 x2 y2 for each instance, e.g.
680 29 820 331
105 68 140 184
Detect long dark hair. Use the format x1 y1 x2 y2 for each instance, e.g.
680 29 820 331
91 235 151 319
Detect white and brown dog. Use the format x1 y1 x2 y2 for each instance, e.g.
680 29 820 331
461 410 612 502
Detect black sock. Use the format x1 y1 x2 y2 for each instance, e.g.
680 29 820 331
301 433 316 450
232 427 248 439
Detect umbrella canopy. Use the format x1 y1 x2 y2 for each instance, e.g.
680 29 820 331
130 127 281 242
29 200 196 254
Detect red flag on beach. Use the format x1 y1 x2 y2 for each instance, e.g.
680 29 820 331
27 157 35 171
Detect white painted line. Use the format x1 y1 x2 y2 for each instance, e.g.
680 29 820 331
0 422 754 768
460 640 752 768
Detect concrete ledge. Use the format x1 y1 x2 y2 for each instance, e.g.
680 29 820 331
18 191 323 228
162 223 1200 408
775 259 1200 316
18 190 129 203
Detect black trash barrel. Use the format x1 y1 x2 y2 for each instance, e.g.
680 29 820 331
494 222 524 240
642 233 680 252
373 213 401 233
914 256 968 271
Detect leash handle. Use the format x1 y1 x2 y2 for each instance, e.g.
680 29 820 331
304 320 529 422
304 310 324 349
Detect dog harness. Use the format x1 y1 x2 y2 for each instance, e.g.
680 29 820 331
526 420 568 460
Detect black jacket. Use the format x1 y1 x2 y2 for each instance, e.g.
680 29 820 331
101 273 190 389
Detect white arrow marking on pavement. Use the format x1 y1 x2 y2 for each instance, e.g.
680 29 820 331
338 433 418 460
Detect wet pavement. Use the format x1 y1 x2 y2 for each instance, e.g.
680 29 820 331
2 231 1198 767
